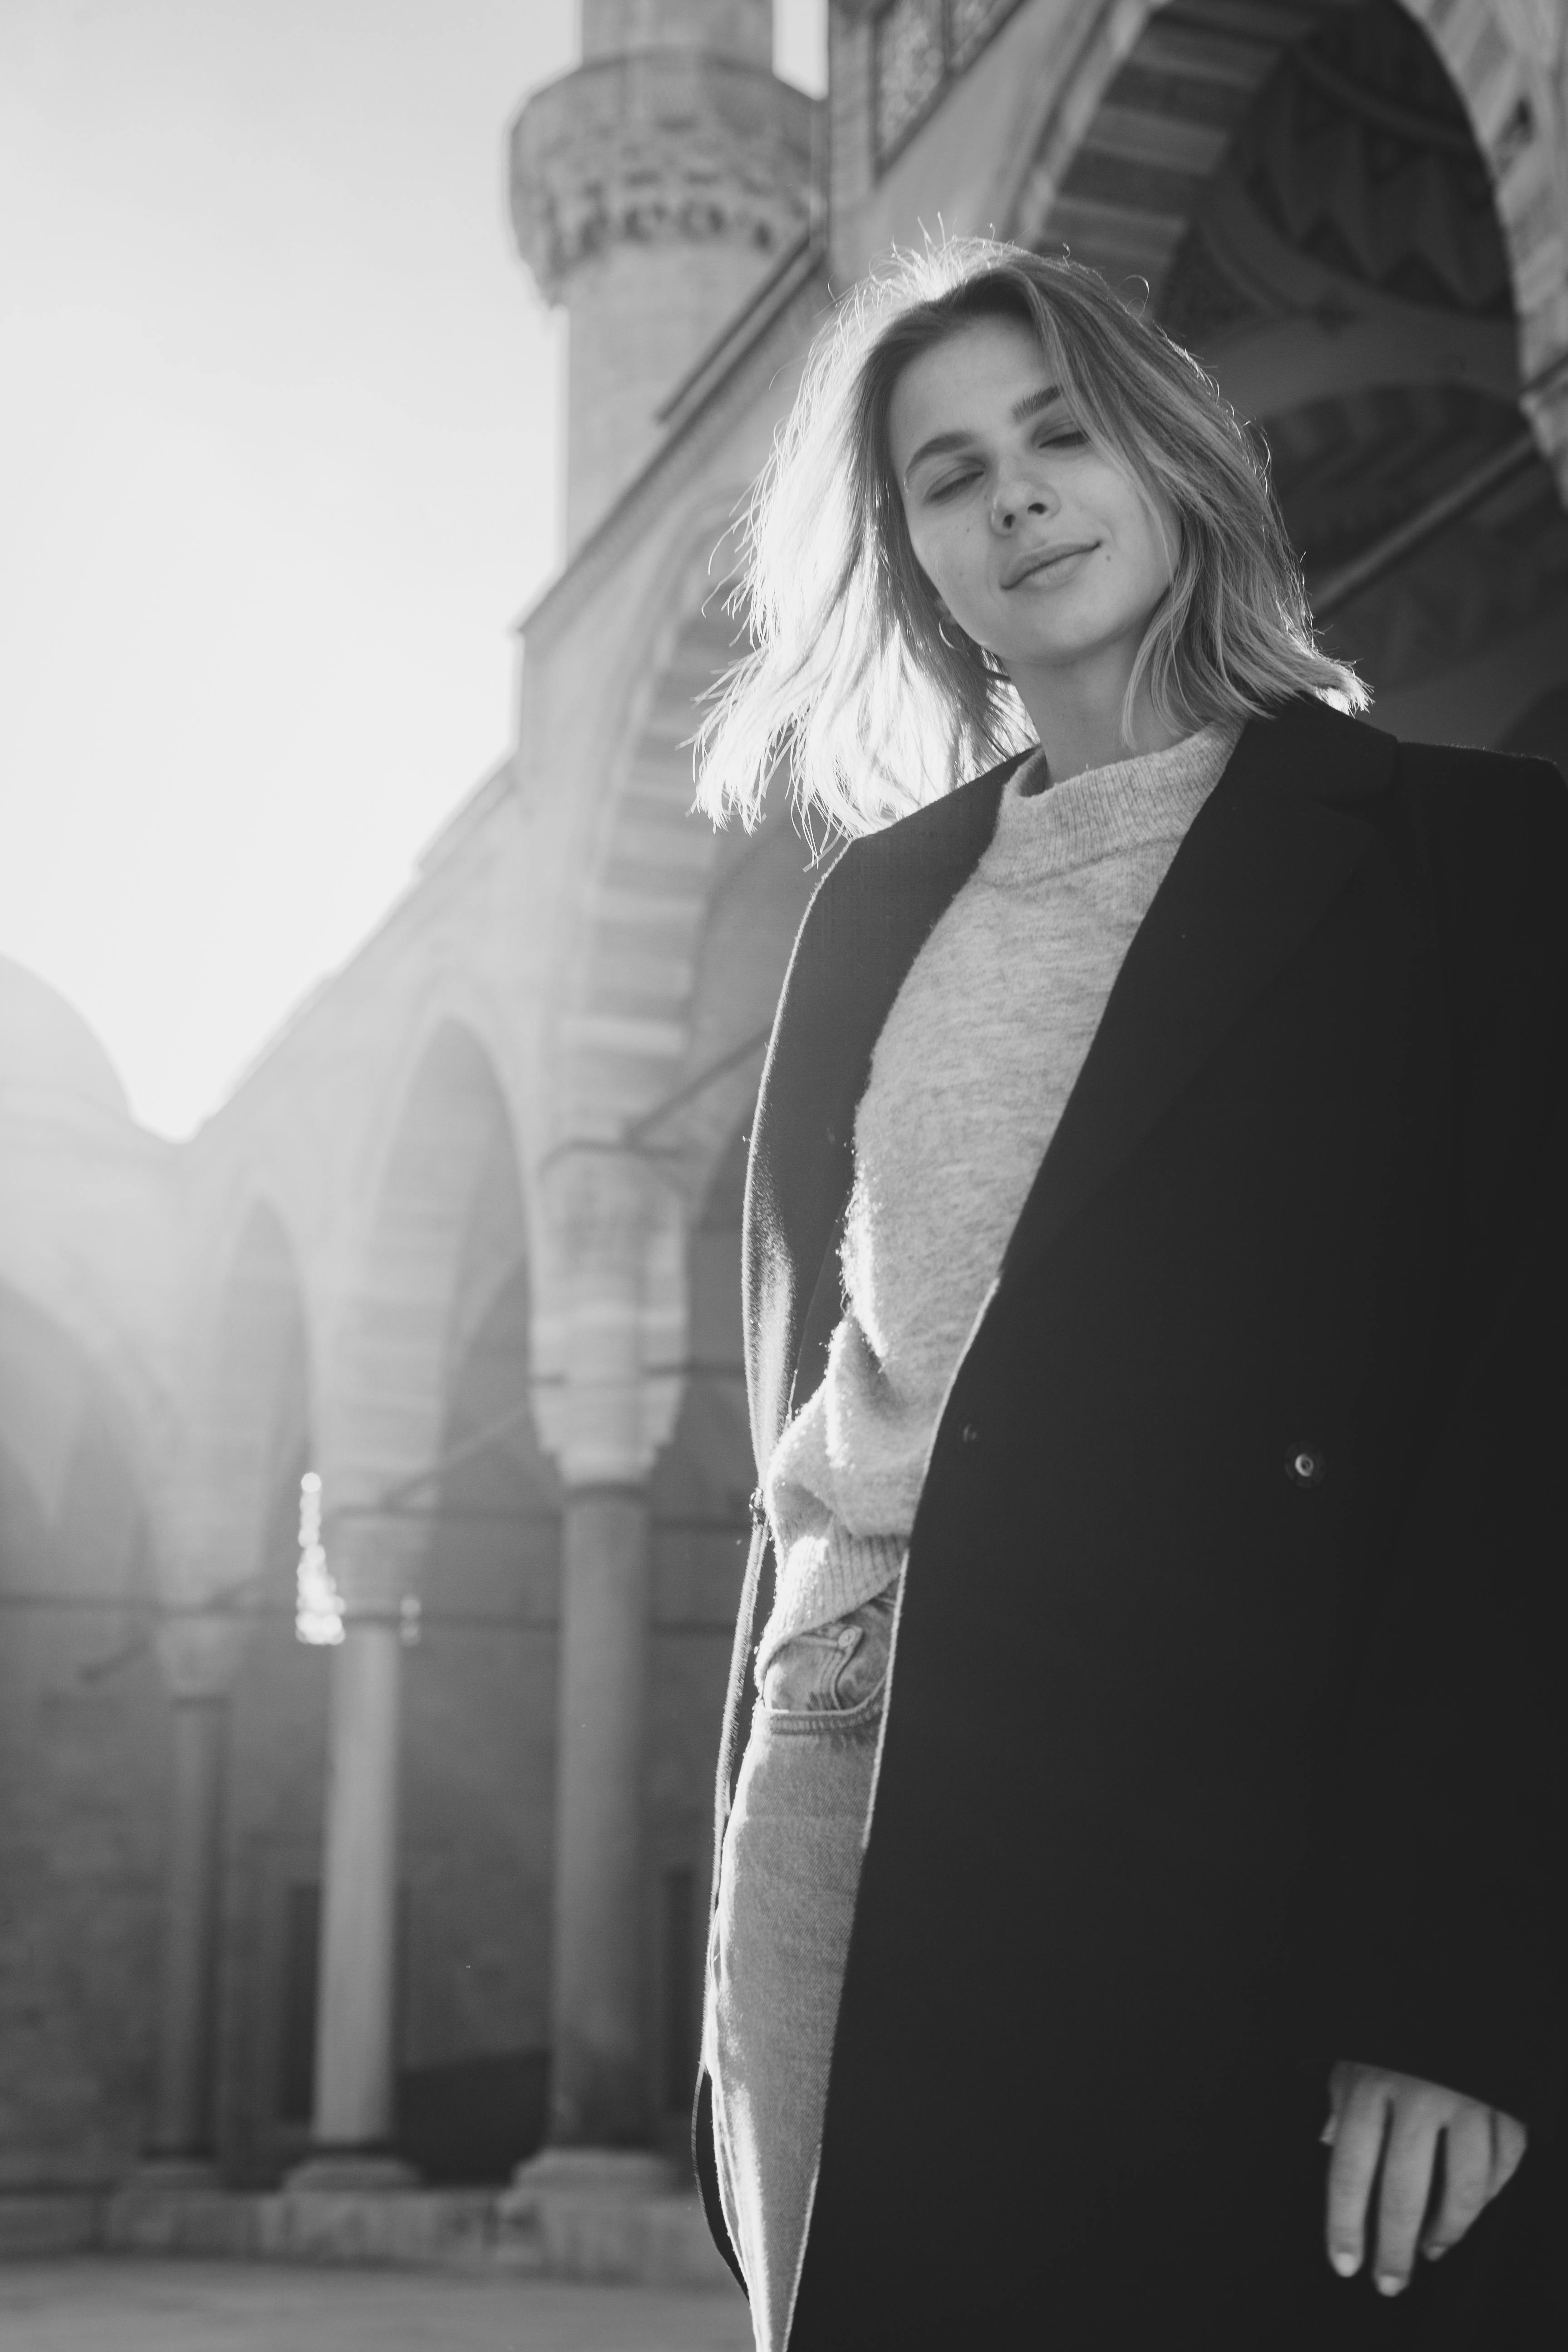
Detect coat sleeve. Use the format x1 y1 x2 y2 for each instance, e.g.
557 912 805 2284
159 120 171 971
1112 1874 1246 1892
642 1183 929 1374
1313 749 1568 2140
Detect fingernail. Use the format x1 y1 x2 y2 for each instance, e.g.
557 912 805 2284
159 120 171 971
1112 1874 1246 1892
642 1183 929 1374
1330 2250 1360 2278
1319 2117 1337 2146
1376 2274 1406 2297
1423 2242 1447 2262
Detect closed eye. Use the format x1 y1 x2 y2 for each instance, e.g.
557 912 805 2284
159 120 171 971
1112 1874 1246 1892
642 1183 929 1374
923 426 1086 500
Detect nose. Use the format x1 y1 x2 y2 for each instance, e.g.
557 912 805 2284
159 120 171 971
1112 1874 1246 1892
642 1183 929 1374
990 471 1057 533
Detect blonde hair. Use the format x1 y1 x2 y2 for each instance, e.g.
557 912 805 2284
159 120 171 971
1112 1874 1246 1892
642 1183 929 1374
696 238 1366 841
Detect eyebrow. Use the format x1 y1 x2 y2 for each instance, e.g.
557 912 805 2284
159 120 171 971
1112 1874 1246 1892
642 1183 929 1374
900 383 1063 483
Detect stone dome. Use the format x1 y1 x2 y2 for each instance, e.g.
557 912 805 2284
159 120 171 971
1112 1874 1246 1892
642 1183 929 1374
0 955 132 1124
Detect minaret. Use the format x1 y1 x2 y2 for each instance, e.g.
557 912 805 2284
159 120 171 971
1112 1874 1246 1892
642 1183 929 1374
511 0 815 553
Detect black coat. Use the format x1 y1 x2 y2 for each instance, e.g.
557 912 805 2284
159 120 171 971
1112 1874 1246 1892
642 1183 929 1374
694 697 1568 2348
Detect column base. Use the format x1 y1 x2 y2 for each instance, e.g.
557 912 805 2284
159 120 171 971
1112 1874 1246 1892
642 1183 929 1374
502 2145 676 2208
494 2145 720 2287
125 2154 223 2192
284 2150 419 2193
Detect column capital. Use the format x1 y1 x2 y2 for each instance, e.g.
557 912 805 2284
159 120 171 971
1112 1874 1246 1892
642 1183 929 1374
154 1610 250 1702
319 1506 428 1621
538 1137 669 1265
531 1145 687 1486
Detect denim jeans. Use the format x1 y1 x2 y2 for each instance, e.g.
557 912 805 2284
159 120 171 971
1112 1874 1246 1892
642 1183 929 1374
703 1581 899 2352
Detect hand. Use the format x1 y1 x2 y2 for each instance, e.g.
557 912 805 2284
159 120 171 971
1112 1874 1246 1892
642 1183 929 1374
1322 2061 1526 2295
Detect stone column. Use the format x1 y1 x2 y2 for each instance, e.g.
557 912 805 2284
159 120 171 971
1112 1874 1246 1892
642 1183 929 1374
289 1512 423 2190
549 1483 654 2143
519 1148 686 2179
139 1614 248 2182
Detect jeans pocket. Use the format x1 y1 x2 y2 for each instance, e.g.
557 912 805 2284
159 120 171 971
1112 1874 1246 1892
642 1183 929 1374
758 1583 898 1729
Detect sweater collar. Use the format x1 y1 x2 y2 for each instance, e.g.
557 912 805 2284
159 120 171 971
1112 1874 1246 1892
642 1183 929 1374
983 720 1243 883
744 696 1398 1463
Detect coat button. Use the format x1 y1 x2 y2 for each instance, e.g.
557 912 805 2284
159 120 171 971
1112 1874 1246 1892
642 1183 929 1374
1286 1444 1327 1488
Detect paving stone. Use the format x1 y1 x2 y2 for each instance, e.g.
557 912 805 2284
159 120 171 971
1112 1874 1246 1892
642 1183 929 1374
0 2258 753 2352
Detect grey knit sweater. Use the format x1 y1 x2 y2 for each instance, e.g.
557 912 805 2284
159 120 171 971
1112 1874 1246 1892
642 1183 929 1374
757 720 1242 1681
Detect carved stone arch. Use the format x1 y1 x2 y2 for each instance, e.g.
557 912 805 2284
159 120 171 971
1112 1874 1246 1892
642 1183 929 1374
632 805 815 1223
323 1018 534 1535
325 973 535 1329
187 1174 318 1368
0 1276 156 1592
344 975 530 1240
164 1199 311 1614
1401 0 1568 471
264 1015 555 2175
0 1231 167 1504
1002 0 1322 296
1000 0 1567 494
552 502 754 1154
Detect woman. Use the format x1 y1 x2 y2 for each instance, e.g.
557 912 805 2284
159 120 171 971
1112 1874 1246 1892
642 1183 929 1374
690 242 1567 2349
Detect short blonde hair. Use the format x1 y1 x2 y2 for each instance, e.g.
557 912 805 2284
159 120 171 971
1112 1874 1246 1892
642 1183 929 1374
696 238 1366 840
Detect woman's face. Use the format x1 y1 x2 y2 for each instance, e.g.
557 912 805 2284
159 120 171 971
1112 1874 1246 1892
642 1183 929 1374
887 315 1176 699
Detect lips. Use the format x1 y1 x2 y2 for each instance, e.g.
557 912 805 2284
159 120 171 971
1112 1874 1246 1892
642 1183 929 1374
1002 541 1097 589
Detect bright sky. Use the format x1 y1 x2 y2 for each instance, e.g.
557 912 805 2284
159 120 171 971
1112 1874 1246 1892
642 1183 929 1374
0 0 826 1138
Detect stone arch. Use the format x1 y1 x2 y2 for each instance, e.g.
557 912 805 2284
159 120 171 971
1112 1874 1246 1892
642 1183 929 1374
551 507 757 1153
296 1017 561 2175
1001 0 1568 490
538 506 818 1504
635 802 814 1215
1407 0 1568 465
1003 0 1319 303
163 1201 311 1614
393 1158 563 2130
0 1278 154 1609
338 973 530 1243
549 499 817 1227
0 1223 168 1503
134 1202 313 2185
323 1019 532 1527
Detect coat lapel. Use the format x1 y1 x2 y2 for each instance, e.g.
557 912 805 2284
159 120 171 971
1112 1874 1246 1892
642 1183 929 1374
743 757 1024 1467
745 699 1399 1468
998 698 1399 1290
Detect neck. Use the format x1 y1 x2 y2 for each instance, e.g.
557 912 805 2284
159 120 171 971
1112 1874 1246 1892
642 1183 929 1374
1012 652 1185 783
